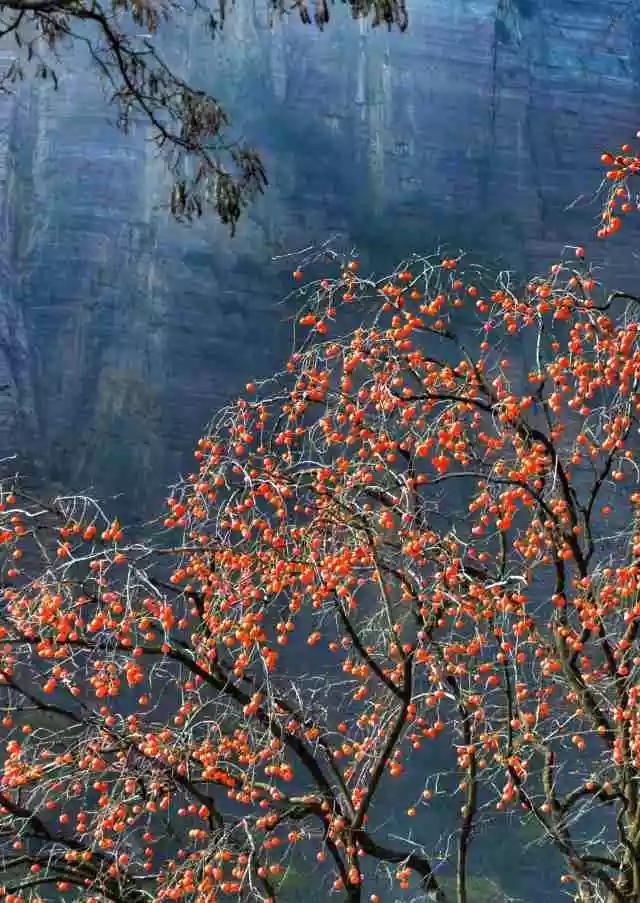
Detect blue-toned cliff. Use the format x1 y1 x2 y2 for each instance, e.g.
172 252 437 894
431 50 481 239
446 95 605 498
2 0 640 515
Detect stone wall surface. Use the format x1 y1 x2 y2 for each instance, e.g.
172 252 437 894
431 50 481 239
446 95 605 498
1 0 640 514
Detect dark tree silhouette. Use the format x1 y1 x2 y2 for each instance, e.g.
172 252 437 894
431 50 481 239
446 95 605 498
0 0 407 231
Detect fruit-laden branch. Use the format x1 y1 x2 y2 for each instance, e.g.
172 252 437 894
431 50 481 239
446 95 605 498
4 225 640 902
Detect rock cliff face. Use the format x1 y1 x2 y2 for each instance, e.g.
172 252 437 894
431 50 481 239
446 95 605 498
3 0 640 514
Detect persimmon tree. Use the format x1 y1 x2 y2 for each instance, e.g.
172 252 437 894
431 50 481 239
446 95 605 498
2 136 640 903
0 0 406 231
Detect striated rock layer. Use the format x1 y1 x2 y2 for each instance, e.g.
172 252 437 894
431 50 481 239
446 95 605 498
2 0 640 514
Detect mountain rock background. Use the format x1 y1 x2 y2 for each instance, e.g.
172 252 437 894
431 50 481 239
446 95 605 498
1 0 640 518
1 4 638 899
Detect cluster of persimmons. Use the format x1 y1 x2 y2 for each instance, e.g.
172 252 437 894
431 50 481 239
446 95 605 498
0 138 639 903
